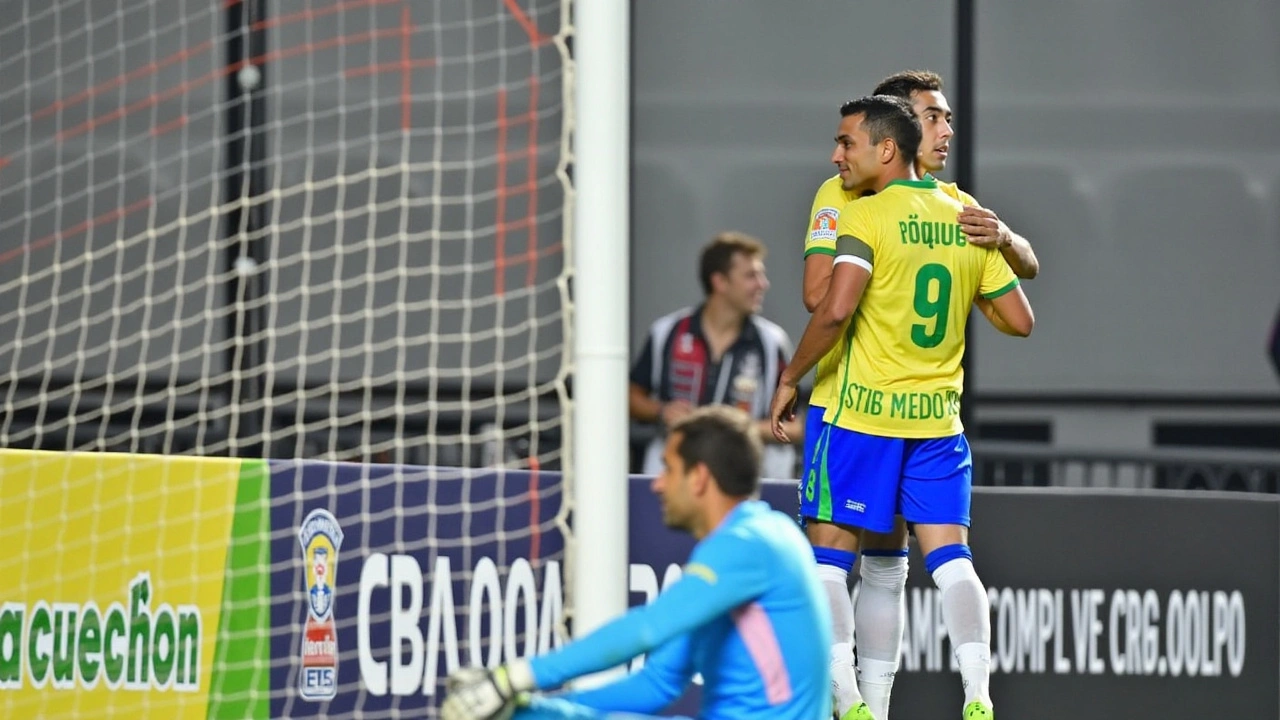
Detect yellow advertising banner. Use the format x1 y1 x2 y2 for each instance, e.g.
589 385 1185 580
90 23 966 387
0 449 248 719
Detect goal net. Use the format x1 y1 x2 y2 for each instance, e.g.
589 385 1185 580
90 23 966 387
0 0 574 717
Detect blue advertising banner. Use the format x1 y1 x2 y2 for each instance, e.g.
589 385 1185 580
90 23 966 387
267 460 566 718
268 464 1280 719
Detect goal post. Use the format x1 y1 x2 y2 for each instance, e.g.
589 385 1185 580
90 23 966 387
567 0 631 644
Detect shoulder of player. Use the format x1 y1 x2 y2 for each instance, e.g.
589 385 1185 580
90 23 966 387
812 174 845 200
887 178 968 212
813 175 862 209
692 522 770 565
931 178 979 207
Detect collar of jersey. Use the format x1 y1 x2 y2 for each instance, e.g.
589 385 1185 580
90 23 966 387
885 177 938 190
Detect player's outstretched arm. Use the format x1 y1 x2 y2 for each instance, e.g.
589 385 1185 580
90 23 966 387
790 256 868 377
772 256 870 442
986 286 1034 337
521 536 769 692
958 205 1040 279
557 635 693 714
443 584 707 720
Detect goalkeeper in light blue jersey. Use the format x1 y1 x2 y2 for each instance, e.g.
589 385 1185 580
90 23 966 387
443 406 832 720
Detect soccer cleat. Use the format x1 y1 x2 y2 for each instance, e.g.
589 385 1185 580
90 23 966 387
837 702 875 720
963 700 993 719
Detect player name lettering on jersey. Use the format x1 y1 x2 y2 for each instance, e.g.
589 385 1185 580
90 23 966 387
898 214 968 249
840 381 961 422
824 179 1017 438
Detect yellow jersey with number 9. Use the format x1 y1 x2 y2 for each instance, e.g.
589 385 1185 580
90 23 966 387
802 175 977 410
824 177 1018 438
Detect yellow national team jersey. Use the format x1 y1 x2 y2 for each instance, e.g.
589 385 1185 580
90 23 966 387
802 175 861 409
823 177 1019 438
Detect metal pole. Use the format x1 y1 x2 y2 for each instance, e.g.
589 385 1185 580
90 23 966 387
223 0 271 457
956 0 977 433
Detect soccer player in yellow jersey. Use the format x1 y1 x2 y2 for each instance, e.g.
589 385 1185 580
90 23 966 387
775 96 1034 720
798 70 1040 720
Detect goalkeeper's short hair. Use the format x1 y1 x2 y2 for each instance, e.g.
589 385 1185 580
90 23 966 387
669 405 762 498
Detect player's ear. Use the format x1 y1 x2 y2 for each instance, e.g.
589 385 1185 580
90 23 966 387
709 270 728 296
879 137 896 165
690 462 713 496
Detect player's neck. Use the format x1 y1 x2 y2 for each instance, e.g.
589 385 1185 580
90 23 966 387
692 496 742 539
869 164 920 194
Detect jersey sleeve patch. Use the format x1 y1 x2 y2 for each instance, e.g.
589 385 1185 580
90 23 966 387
809 207 840 243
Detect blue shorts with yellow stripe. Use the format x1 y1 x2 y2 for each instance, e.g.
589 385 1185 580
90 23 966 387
799 422 972 533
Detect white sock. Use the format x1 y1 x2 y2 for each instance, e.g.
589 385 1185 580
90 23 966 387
855 554 907 719
931 557 992 709
856 657 896 720
954 642 993 708
818 563 863 713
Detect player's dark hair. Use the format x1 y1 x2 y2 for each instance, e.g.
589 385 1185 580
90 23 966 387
698 231 766 297
838 95 921 167
873 69 944 99
670 405 762 498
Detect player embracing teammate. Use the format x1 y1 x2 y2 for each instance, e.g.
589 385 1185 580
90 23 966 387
774 72 1040 720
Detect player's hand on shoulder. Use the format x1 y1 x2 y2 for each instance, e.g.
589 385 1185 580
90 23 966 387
957 205 1011 249
442 661 533 720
